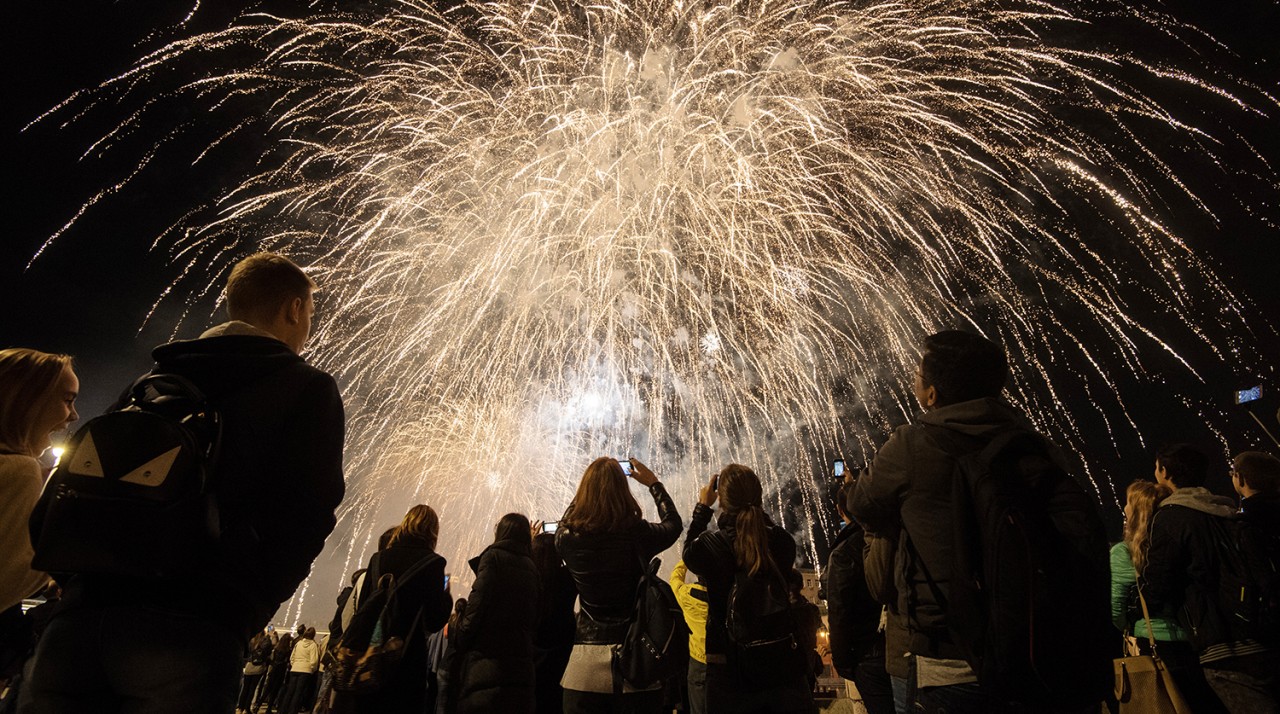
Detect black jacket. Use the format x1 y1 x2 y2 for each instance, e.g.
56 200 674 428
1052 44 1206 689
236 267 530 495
361 538 452 640
682 504 797 658
1240 492 1280 541
1142 487 1245 655
847 398 1039 660
455 538 540 714
825 522 884 679
555 482 682 644
67 331 345 640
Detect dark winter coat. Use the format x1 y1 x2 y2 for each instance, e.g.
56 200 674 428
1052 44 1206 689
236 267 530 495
683 504 815 712
454 538 540 714
1240 492 1280 541
353 536 451 714
531 534 576 714
329 584 354 641
555 483 682 644
847 397 1041 661
1142 487 1253 657
825 522 884 680
60 328 345 641
681 504 798 659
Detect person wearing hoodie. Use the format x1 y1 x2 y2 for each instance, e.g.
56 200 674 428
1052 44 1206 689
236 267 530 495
277 627 319 714
453 513 541 714
669 560 708 714
1111 480 1225 713
1144 444 1280 712
847 330 1108 714
23 253 346 714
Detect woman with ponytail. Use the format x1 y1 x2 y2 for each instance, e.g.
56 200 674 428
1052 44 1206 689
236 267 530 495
683 465 817 714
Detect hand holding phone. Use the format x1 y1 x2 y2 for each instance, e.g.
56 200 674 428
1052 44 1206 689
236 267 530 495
542 521 559 534
699 472 719 507
625 457 659 487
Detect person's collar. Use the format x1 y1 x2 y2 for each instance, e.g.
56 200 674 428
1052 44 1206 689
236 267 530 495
199 320 280 341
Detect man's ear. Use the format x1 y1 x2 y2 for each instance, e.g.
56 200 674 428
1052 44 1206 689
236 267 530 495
285 296 304 325
923 385 938 409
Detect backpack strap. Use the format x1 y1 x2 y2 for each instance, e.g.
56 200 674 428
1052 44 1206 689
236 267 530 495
386 552 442 596
371 553 440 650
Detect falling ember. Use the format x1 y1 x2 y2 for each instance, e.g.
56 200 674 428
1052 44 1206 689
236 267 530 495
35 0 1275 621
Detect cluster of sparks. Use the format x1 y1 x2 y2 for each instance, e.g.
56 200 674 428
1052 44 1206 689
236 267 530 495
37 0 1274 620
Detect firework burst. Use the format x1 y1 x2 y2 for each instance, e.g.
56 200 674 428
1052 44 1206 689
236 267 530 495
35 0 1275 618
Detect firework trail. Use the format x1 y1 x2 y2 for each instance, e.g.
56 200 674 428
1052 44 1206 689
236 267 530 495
36 0 1275 619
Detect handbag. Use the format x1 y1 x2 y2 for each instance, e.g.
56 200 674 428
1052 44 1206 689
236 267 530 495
1113 585 1192 714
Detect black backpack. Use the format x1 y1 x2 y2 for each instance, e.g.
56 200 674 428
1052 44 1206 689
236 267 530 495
926 427 1112 710
28 373 222 579
1210 515 1280 647
331 554 438 694
612 555 689 691
725 565 803 685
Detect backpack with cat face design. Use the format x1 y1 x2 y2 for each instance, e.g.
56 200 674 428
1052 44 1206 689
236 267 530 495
29 373 222 579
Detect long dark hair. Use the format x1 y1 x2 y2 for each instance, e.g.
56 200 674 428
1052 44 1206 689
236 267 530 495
274 632 293 654
495 512 532 548
718 464 774 577
560 457 642 534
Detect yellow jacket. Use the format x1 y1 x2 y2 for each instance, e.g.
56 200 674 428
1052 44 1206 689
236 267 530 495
669 560 708 664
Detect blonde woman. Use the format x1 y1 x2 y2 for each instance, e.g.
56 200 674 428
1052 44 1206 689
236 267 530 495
1111 479 1225 713
353 504 453 714
0 348 78 612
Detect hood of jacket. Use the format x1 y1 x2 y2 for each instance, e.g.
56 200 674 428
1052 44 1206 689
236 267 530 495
1160 486 1236 518
150 323 303 397
468 538 533 574
831 520 863 551
919 397 1036 439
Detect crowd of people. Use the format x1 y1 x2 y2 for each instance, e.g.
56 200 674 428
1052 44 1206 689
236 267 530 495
0 251 1277 714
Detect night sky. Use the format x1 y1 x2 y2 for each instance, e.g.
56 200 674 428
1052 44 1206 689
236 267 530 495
3 0 1278 570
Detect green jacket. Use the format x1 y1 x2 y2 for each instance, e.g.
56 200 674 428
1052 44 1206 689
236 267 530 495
1109 542 1187 642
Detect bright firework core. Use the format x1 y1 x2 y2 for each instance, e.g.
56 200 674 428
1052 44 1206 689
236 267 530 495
42 0 1273 623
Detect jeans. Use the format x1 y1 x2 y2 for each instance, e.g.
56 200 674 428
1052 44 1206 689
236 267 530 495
236 673 263 712
891 675 910 714
1136 639 1227 714
20 604 243 714
277 672 315 714
1204 652 1280 714
852 654 895 714
911 680 985 714
687 659 707 714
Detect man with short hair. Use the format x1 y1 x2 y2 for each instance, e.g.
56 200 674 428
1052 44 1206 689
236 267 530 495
1144 444 1279 711
848 330 1108 713
24 253 346 714
1233 451 1280 540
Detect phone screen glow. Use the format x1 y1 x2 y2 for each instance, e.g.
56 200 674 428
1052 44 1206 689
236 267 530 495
1236 385 1263 404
